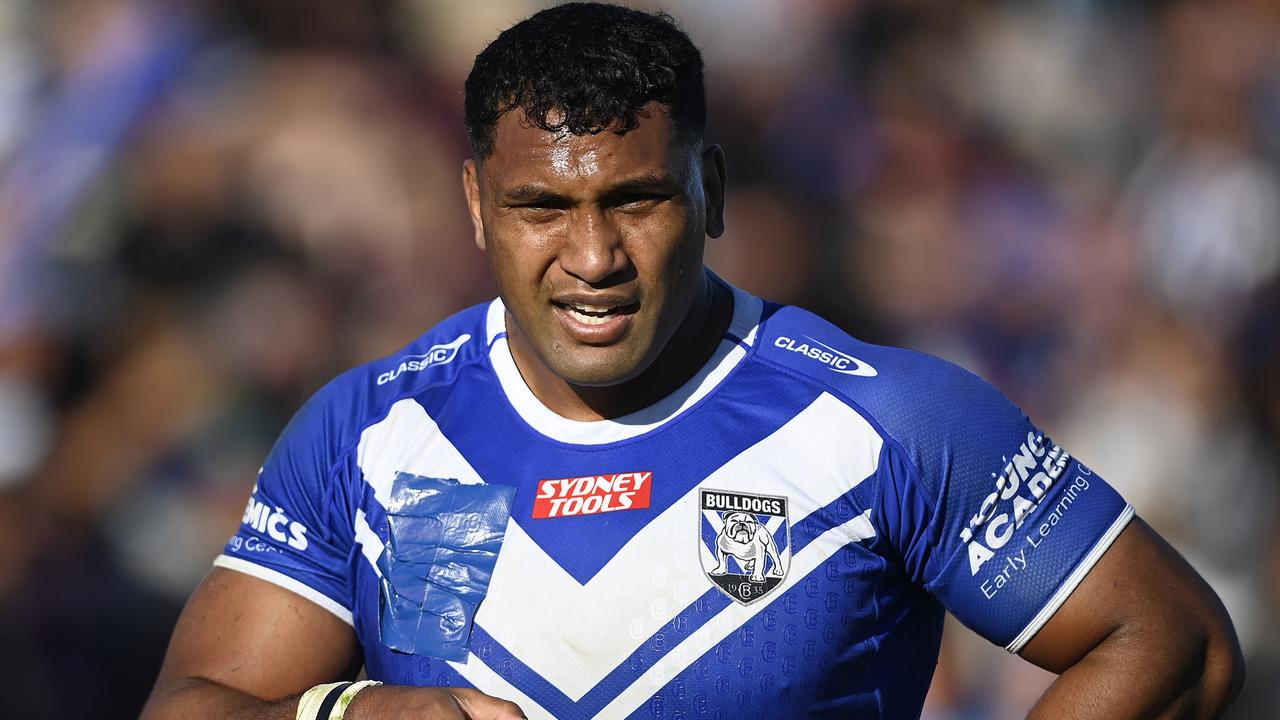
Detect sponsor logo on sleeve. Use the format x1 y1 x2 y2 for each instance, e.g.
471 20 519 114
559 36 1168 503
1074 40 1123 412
376 333 471 386
699 489 790 605
532 471 653 518
774 335 877 377
957 432 1101 600
240 495 309 551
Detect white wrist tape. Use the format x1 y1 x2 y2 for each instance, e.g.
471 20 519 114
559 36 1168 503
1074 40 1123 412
296 680 382 720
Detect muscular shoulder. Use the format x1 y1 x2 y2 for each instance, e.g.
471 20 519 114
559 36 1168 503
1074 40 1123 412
753 303 1033 500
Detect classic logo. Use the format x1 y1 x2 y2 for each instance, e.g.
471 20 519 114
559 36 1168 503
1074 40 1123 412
774 335 877 377
699 489 790 605
376 333 471 385
532 471 653 518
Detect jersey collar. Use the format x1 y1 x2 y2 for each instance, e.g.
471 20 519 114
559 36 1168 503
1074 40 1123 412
485 274 763 445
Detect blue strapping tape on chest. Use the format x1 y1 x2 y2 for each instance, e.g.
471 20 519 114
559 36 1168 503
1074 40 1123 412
378 472 515 661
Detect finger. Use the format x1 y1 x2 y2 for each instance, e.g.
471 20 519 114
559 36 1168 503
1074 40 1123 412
450 687 526 719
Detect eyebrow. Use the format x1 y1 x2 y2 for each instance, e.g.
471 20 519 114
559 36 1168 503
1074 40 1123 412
500 184 564 204
603 173 683 196
499 173 683 205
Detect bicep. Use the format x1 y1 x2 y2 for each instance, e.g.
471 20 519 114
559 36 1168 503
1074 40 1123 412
153 567 362 702
1018 516 1235 673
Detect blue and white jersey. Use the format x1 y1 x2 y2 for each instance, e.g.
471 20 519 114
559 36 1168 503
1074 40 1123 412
218 277 1133 719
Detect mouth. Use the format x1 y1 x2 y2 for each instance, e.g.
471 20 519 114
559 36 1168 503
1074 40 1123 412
555 301 636 325
551 297 638 343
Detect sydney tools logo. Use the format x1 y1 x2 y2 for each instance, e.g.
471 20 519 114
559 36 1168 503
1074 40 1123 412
532 471 653 518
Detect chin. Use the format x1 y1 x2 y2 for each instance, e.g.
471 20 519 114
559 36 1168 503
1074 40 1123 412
548 347 650 389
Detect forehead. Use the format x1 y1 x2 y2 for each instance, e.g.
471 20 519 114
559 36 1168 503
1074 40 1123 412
482 103 690 189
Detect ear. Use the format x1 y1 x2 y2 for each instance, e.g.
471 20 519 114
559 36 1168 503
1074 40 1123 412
462 159 486 251
701 144 726 238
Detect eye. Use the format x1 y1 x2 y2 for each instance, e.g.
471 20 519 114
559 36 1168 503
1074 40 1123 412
615 193 669 211
505 197 569 222
513 205 564 223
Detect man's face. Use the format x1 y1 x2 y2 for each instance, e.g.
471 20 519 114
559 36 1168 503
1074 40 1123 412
464 103 724 388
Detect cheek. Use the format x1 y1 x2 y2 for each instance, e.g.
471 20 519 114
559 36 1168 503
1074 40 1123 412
622 212 700 279
487 226 560 284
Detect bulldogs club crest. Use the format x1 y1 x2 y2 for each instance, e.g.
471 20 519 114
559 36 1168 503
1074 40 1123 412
699 489 790 605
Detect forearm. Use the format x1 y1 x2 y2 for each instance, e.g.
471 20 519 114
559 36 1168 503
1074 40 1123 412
142 677 524 720
140 677 300 720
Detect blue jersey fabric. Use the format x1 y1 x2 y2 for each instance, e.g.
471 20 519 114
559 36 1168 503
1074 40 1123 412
219 277 1132 719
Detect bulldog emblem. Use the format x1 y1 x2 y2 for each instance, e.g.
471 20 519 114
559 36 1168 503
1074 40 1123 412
699 489 790 605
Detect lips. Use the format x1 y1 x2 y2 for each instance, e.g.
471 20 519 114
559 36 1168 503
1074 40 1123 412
551 296 638 344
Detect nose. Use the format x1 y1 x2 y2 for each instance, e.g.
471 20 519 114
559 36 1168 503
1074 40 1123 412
558 207 627 285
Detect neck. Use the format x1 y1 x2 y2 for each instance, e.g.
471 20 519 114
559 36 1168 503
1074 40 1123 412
508 274 734 421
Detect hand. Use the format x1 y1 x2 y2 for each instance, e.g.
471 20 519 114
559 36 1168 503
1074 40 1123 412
346 685 525 720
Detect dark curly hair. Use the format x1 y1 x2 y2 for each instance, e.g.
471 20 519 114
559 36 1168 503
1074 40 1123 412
464 2 705 160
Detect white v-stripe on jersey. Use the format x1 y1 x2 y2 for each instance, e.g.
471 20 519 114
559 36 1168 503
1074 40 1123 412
219 275 1132 719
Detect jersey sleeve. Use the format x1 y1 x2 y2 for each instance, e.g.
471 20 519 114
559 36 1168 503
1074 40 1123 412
872 360 1133 652
215 380 360 625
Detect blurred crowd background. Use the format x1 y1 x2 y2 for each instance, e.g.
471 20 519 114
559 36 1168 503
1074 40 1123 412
0 0 1277 717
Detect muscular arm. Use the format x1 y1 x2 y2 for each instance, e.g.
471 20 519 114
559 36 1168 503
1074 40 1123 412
1020 518 1244 719
141 568 524 720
